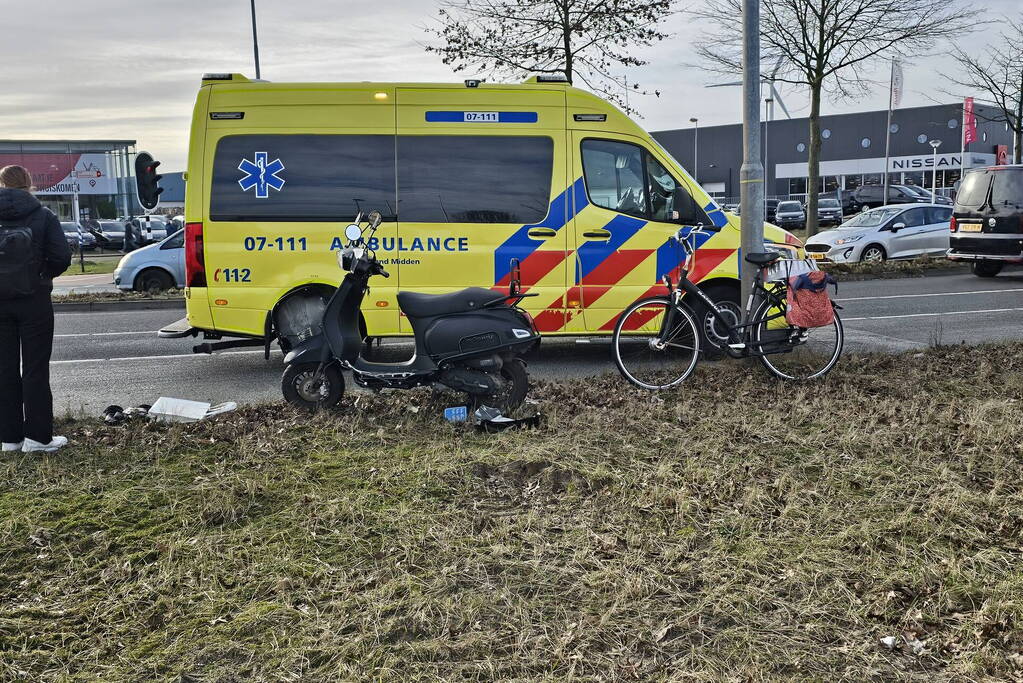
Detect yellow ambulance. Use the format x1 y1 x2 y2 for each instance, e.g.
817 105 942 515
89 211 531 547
167 73 801 351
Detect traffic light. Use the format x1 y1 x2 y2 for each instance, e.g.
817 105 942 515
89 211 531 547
135 152 164 211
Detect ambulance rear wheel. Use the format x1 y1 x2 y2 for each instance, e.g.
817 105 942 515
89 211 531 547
282 363 345 410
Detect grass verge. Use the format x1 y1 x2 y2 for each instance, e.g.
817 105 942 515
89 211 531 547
51 290 184 304
820 256 970 281
2 343 1022 680
64 258 119 276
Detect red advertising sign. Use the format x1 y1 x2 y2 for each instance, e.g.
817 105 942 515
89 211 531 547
996 145 1008 165
963 97 977 146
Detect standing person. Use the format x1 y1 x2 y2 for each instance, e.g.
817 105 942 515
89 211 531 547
0 165 72 453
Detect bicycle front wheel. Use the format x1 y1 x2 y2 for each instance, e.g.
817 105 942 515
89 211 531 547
750 295 844 381
612 297 701 390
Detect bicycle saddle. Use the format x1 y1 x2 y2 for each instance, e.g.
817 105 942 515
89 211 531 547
744 252 782 266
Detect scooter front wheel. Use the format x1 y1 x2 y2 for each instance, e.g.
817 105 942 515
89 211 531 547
282 362 345 410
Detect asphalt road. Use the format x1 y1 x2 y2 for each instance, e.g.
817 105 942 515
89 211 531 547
48 271 1023 416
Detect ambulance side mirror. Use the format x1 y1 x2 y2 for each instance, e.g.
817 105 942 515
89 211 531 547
672 187 709 227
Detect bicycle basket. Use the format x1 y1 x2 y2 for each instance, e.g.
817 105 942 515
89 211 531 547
765 257 819 283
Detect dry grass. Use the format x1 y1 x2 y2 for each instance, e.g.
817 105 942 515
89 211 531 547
2 343 1022 681
51 290 183 304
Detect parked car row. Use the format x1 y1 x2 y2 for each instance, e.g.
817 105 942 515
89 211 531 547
60 222 97 251
772 198 845 230
844 184 952 212
58 215 184 252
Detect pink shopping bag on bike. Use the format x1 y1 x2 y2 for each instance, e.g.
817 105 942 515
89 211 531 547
786 271 836 328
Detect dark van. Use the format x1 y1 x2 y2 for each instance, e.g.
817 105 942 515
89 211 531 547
950 165 1023 277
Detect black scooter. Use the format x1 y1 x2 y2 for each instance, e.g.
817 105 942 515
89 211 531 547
281 211 540 410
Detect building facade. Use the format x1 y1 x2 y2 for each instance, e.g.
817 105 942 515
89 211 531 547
652 103 1014 203
0 139 137 221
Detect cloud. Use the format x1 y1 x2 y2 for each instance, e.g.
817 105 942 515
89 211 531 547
0 0 1017 170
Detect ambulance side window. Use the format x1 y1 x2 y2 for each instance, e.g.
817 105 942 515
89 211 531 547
209 134 397 222
397 135 553 223
645 154 678 222
581 140 648 219
581 139 708 225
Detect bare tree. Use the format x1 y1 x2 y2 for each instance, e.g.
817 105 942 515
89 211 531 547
947 16 1023 164
694 0 979 237
423 0 677 114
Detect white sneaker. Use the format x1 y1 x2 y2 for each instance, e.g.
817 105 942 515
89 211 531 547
22 436 68 453
2 441 24 452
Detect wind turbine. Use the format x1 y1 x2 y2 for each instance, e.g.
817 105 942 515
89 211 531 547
706 57 791 199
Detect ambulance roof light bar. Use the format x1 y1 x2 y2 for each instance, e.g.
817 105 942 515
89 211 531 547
524 74 571 85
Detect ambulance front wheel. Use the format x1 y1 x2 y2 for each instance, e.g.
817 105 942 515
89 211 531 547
282 363 345 410
690 282 741 361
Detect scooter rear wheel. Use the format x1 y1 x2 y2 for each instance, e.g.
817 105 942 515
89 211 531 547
471 357 529 413
282 362 345 410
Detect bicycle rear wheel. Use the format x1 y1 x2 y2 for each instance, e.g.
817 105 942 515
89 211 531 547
612 297 701 390
750 294 843 380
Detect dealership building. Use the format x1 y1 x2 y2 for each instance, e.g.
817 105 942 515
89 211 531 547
651 102 1014 203
0 139 138 221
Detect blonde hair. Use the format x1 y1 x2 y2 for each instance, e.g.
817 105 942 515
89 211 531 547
0 165 33 191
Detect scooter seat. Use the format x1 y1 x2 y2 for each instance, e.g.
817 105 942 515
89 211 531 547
397 287 504 318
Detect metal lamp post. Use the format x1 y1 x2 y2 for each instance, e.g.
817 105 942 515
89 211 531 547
739 0 764 314
929 139 942 202
250 0 261 79
690 117 699 183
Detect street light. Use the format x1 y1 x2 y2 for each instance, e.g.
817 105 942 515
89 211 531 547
764 97 773 197
929 139 942 203
250 0 261 79
690 117 699 183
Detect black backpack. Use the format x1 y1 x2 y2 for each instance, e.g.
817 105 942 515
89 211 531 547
0 216 40 299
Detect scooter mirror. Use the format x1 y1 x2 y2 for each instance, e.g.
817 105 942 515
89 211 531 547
345 223 362 242
367 210 382 229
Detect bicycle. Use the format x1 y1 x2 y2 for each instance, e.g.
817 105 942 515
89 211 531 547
612 225 844 389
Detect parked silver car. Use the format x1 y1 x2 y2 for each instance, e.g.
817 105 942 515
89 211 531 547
804 204 952 262
113 229 184 292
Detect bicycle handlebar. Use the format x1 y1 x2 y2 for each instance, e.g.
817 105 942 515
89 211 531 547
674 223 708 256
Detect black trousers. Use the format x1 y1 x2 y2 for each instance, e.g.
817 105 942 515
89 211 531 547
0 289 55 444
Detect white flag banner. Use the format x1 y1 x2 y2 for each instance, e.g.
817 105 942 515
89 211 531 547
891 61 904 109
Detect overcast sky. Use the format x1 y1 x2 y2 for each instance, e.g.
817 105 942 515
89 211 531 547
1 0 1016 170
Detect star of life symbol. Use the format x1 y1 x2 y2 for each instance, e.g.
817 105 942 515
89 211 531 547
238 152 285 198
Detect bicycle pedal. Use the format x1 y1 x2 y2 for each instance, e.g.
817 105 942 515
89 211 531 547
728 343 746 350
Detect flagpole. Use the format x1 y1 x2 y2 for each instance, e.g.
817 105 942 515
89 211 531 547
882 58 895 203
961 99 966 185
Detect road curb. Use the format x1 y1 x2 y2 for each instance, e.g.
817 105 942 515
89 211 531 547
54 299 186 313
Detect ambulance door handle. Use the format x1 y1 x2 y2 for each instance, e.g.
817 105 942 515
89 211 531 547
528 228 557 238
583 229 612 241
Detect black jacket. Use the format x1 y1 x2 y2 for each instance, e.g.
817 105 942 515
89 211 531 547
0 188 72 291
